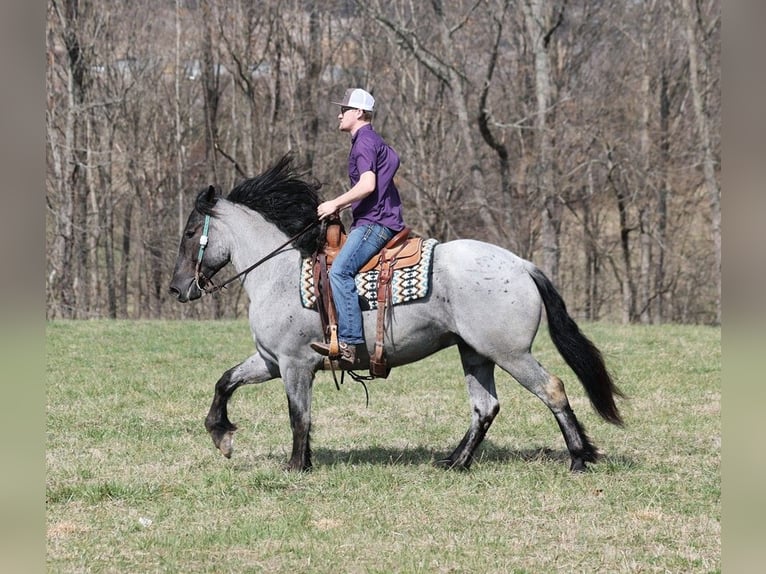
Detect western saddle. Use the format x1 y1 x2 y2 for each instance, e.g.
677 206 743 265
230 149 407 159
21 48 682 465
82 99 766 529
312 217 424 378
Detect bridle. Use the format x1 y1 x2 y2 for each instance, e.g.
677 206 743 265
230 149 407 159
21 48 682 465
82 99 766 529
194 214 320 295
194 215 214 292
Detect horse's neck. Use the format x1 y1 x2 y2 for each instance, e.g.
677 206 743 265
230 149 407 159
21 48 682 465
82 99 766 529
223 205 299 289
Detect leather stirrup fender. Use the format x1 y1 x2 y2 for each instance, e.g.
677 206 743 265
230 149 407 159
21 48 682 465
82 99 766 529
329 325 339 356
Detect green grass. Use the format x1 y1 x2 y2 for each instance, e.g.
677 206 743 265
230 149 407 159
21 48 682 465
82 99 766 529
47 320 720 573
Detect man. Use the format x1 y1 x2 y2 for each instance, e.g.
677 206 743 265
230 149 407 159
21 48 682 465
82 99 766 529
310 88 405 366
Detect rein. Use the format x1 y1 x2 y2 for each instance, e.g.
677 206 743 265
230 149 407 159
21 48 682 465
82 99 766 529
195 215 320 295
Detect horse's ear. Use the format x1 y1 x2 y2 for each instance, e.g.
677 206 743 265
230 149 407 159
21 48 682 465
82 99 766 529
196 185 220 213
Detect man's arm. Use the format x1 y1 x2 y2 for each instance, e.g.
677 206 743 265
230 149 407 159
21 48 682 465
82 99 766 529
317 170 376 219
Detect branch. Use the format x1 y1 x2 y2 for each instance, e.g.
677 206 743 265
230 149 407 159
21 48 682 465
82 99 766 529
449 0 485 36
214 142 247 179
543 0 568 48
491 96 572 130
478 3 511 160
356 1 453 85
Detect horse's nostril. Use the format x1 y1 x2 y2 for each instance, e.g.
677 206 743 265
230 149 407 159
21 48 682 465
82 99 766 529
168 286 180 297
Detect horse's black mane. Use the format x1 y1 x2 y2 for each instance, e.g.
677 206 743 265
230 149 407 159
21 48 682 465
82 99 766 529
199 154 322 257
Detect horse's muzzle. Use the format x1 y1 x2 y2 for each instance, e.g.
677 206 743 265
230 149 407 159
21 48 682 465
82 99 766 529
168 278 201 302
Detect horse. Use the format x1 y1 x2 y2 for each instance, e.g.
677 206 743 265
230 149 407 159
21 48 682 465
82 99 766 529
169 154 624 473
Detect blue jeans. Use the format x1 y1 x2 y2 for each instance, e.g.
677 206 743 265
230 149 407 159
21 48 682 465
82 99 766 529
329 223 395 344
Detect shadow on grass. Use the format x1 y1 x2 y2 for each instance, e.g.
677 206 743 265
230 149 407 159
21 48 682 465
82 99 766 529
212 437 635 473
310 440 636 472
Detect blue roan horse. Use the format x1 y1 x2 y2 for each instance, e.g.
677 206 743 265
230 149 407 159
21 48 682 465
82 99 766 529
169 155 624 472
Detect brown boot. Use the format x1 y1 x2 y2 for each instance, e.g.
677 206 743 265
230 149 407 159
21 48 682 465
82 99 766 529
336 342 356 366
310 341 356 365
310 341 333 356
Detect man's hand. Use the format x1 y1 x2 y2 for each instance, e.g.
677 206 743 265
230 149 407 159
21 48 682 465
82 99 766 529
317 200 338 220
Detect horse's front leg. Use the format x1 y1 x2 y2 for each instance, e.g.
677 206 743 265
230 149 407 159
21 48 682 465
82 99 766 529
205 351 279 458
281 363 315 472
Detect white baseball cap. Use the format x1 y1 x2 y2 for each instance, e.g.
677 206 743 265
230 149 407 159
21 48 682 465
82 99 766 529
332 88 375 111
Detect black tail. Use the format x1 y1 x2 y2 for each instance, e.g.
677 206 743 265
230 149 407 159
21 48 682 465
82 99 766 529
529 267 624 426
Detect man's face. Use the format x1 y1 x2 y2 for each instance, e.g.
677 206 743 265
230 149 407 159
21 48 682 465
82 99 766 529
338 106 358 132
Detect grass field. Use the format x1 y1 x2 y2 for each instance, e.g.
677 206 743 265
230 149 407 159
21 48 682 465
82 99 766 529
46 320 720 573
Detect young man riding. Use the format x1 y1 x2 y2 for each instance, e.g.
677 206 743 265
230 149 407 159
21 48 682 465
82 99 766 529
310 88 406 366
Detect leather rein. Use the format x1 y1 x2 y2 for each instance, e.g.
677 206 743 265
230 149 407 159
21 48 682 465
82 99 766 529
194 214 320 295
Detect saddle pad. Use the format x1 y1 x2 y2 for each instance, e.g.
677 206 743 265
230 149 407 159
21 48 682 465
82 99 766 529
300 238 439 310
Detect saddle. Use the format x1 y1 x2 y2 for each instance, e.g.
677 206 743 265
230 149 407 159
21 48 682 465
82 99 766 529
312 217 424 378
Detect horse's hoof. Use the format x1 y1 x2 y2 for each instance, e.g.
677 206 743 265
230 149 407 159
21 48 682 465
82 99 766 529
570 458 588 473
218 432 234 458
209 427 235 458
434 458 470 471
282 461 312 473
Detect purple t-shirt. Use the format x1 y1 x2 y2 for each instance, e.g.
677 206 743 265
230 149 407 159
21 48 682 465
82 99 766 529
347 124 405 232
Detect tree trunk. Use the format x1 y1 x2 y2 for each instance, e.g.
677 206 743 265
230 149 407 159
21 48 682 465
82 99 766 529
681 0 721 324
583 163 600 321
200 2 220 187
175 0 185 239
119 199 133 318
607 151 635 324
85 114 100 317
638 206 652 323
638 35 652 324
46 100 69 319
523 0 560 283
478 1 514 249
303 5 322 171
51 0 91 319
655 67 671 323
97 124 117 319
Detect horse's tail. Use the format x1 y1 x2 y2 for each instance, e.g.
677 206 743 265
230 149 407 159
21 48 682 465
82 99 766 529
528 266 625 426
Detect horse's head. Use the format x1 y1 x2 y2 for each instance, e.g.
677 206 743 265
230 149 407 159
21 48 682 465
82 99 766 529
169 185 231 302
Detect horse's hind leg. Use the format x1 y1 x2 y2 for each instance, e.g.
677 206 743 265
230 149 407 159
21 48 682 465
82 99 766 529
438 342 500 470
500 353 598 472
205 352 279 458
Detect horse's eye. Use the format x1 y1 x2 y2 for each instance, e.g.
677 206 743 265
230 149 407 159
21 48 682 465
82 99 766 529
185 229 196 239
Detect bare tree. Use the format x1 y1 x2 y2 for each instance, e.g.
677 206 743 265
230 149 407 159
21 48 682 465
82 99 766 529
45 0 720 324
360 0 502 244
48 0 94 318
521 0 565 283
477 0 515 249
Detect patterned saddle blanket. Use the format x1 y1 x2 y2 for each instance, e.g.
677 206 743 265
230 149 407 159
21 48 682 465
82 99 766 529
300 238 438 310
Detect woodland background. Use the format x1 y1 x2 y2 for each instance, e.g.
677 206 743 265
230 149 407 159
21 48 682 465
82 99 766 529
45 0 720 324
